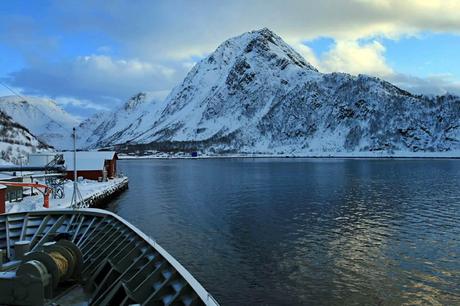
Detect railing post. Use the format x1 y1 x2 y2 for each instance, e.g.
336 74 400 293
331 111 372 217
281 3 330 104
44 193 50 208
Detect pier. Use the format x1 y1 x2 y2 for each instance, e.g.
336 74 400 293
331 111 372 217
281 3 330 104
5 177 129 213
0 150 129 214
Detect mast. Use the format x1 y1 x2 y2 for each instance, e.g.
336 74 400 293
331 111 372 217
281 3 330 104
70 127 83 208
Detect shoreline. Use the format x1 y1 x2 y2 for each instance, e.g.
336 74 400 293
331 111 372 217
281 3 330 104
118 153 460 160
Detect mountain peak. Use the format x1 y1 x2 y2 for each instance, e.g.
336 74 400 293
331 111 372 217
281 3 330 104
123 92 147 111
209 28 318 73
250 27 277 40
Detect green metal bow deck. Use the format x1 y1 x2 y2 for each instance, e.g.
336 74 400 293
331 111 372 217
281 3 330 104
0 209 219 306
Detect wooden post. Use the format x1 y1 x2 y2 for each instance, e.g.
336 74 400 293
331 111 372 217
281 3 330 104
44 193 49 208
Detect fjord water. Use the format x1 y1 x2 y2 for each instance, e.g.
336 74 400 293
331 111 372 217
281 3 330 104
109 159 460 305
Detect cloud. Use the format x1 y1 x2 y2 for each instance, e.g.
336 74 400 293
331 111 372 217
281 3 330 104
288 41 321 70
290 38 393 78
2 0 460 117
294 37 460 95
0 13 65 72
47 0 460 61
73 55 175 80
4 54 188 109
56 96 110 112
388 73 460 96
46 0 460 97
53 96 112 121
319 40 393 76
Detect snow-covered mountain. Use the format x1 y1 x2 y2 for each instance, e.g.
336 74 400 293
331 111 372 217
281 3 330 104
0 96 78 149
0 110 50 164
77 92 166 148
75 29 460 155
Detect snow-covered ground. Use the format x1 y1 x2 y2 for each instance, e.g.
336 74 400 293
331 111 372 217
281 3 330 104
6 177 128 213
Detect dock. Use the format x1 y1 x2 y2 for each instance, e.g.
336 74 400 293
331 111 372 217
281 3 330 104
5 177 129 213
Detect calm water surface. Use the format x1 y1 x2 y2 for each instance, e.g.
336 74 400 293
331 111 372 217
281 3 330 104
107 159 460 305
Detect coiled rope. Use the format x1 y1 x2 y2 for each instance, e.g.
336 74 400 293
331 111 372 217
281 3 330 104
49 251 69 279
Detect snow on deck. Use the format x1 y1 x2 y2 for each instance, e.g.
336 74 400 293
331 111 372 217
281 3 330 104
6 177 128 213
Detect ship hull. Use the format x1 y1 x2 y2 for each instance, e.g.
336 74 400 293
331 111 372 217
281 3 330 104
0 209 219 306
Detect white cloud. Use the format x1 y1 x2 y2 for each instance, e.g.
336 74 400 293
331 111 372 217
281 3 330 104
388 73 460 96
291 35 460 95
56 96 110 111
319 40 393 76
289 37 393 78
288 41 321 69
7 54 189 108
75 55 175 80
292 37 460 95
58 0 460 60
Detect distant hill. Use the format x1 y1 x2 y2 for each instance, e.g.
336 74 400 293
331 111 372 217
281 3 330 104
0 96 78 150
77 92 166 149
0 110 51 164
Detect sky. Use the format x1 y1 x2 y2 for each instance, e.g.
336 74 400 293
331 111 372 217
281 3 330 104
1 0 460 120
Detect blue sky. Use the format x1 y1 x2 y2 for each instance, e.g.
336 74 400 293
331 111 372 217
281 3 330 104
382 34 460 77
1 0 460 119
305 33 460 78
306 34 460 77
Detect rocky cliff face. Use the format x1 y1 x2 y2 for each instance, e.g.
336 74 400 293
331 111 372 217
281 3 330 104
0 110 50 164
79 28 460 156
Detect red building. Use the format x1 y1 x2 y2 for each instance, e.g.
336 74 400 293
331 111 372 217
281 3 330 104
62 151 118 181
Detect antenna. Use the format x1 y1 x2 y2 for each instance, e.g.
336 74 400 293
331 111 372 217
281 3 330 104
70 127 84 208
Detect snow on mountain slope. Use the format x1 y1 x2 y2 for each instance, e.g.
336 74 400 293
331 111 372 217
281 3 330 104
81 28 460 156
136 28 320 144
0 110 50 164
81 29 321 148
255 74 460 154
0 96 78 149
77 92 167 148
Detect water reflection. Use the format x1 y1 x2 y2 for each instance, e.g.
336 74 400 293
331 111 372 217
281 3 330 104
108 159 460 305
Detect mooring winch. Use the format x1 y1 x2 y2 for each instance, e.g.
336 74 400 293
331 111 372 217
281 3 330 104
0 238 83 306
